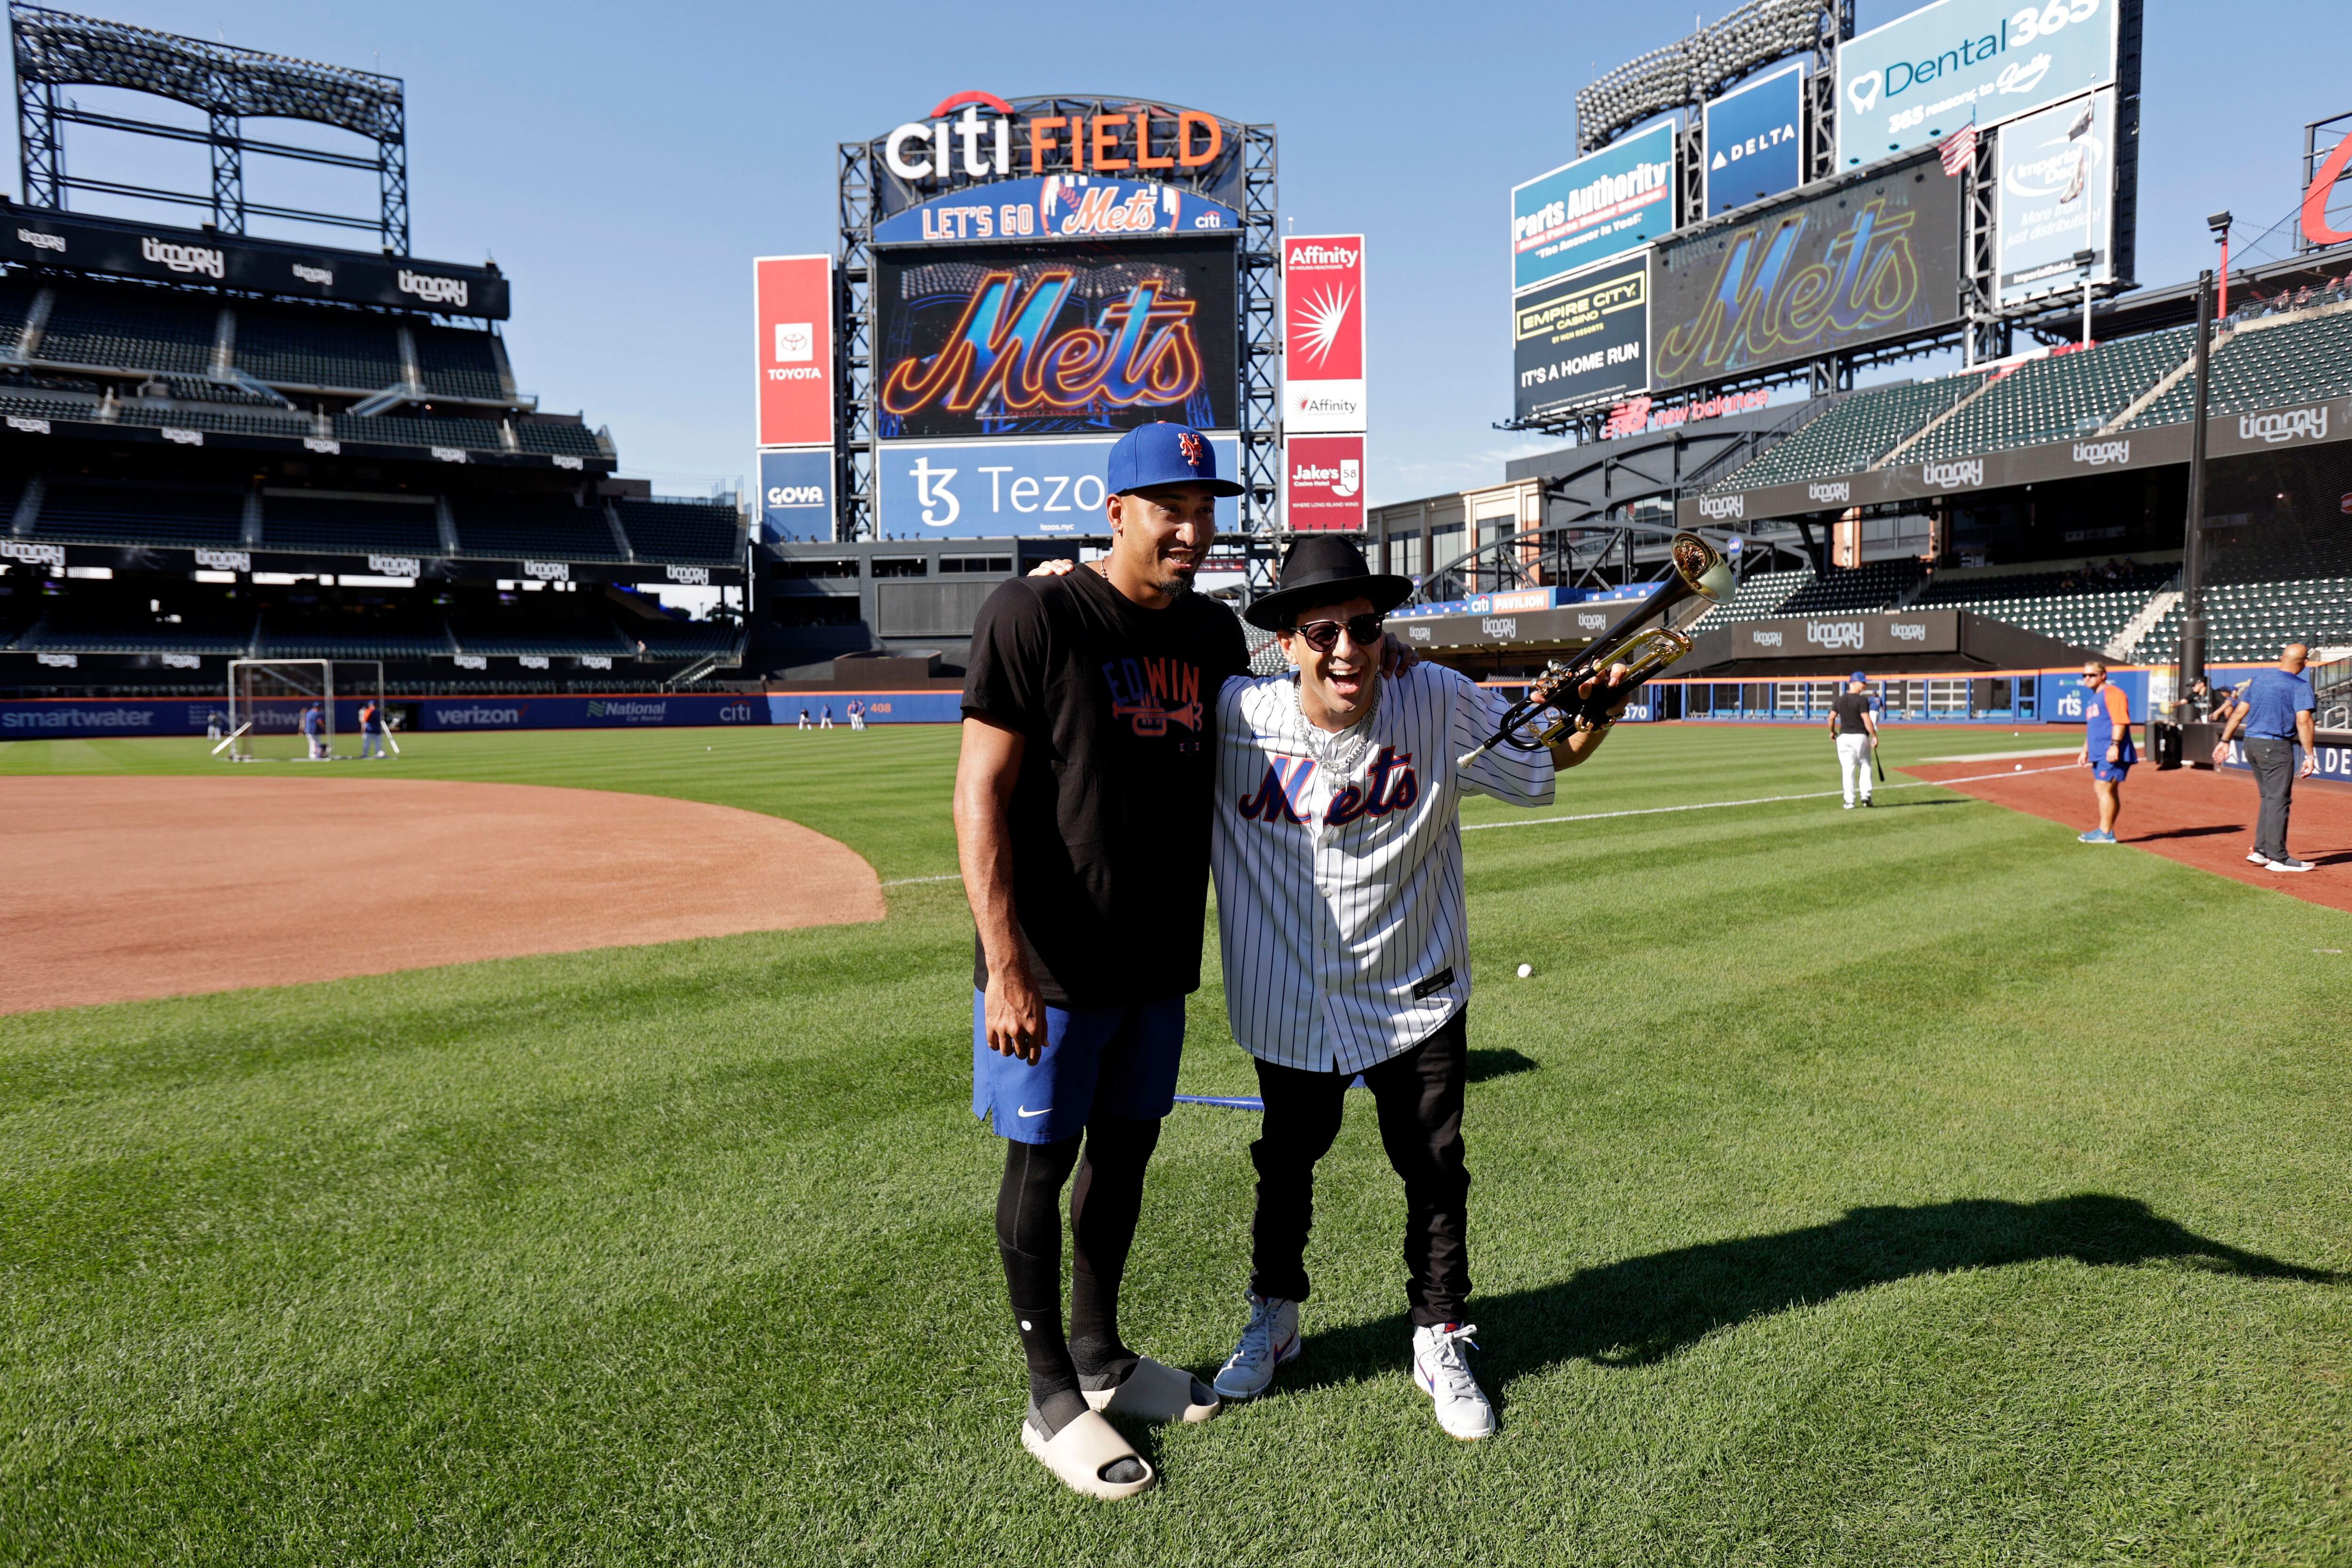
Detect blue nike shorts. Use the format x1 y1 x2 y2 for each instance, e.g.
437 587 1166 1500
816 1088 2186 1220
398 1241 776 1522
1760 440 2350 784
972 991 1185 1145
2092 759 2132 783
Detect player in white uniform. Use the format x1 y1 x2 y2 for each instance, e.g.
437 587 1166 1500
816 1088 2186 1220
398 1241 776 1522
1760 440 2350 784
1206 535 1626 1439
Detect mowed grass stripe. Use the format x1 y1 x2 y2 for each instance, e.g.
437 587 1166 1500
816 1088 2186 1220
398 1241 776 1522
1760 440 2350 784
0 723 2345 1566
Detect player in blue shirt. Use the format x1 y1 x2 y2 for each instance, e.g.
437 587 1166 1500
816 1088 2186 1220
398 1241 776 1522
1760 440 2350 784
2074 661 2134 844
2216 643 2318 872
299 702 326 761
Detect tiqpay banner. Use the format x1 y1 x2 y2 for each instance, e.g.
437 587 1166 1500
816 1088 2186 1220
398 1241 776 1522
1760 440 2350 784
1836 0 2121 171
1511 121 1678 293
755 256 834 447
1704 62 1807 217
1283 234 1366 434
1996 89 2114 305
1283 434 1365 531
1651 152 1962 391
1513 252 1650 421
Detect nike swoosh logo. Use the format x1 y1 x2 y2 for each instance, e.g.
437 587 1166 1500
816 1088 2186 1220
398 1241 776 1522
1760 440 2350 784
1016 1106 1051 1118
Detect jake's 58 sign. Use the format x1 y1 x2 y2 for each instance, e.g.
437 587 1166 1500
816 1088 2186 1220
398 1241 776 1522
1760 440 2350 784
1283 434 1365 532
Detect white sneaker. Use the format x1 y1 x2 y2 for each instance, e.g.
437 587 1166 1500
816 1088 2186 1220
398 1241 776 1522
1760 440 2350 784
1212 1293 1300 1401
2266 857 2314 873
2247 851 2271 865
1411 1322 1495 1440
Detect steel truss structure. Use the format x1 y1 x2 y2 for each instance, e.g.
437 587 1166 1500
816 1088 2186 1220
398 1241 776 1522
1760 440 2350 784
10 2 409 249
833 100 1279 561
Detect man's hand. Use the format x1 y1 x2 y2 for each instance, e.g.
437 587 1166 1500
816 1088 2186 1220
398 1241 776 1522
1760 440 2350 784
2107 743 2121 763
1549 663 1630 770
2300 750 2319 779
1379 632 1418 677
2210 742 2232 767
1029 558 1078 577
983 965 1048 1064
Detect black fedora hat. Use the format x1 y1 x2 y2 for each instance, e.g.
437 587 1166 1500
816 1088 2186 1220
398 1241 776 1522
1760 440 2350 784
1244 534 1416 631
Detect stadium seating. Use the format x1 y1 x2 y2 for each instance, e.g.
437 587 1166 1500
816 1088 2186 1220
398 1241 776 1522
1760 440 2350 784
333 412 505 451
260 493 445 557
164 377 288 408
255 619 458 660
447 492 622 558
414 327 507 400
450 623 635 658
29 478 244 548
514 420 607 458
1707 380 1971 491
10 619 253 656
2129 307 2352 428
614 497 739 562
36 287 217 377
121 402 313 439
1914 562 2174 653
628 620 744 659
2131 578 2352 665
1773 558 1925 614
1905 330 2197 462
0 389 103 424
1693 566 1813 626
235 309 403 392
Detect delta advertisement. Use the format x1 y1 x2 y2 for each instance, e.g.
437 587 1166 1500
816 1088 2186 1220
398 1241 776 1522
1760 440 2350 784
874 238 1238 439
1836 0 2122 171
876 432 1240 536
757 448 835 541
1511 121 1678 294
1513 253 1651 421
1282 234 1366 434
1996 90 2115 306
1704 62 1807 217
1283 434 1365 531
754 255 834 448
1651 152 1963 391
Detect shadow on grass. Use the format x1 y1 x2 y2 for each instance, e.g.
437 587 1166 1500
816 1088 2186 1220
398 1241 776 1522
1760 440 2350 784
1467 1048 1539 1084
2130 824 2245 841
1286 1195 2341 1389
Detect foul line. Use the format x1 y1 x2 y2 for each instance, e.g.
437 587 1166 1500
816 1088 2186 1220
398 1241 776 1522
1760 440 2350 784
1462 762 2078 832
882 873 963 886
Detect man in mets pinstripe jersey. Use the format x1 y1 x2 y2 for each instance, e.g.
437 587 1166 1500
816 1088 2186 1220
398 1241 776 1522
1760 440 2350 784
1204 535 1627 1440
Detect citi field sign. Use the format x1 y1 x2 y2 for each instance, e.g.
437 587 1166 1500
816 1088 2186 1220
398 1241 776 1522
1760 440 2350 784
877 92 1238 194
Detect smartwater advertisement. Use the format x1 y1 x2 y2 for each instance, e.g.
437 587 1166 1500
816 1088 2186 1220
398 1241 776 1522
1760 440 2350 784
876 432 1240 537
1837 0 2120 170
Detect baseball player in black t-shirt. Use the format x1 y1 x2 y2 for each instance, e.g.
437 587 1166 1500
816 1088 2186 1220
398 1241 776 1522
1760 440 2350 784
954 423 1250 1499
1828 672 1878 808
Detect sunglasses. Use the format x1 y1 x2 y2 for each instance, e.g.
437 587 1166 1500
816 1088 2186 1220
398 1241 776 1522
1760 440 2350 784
1289 613 1385 653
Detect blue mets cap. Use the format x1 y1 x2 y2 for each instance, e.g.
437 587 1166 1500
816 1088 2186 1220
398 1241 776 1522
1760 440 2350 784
1106 422 1244 498
1850 669 1868 682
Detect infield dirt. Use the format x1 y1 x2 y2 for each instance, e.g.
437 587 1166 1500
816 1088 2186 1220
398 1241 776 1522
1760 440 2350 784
0 775 884 1013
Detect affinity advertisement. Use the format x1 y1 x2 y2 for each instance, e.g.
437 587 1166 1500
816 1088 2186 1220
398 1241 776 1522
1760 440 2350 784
1837 0 2121 170
1511 121 1678 294
758 447 836 541
874 238 1238 439
1704 62 1807 217
1513 253 1650 421
873 175 1238 246
1996 90 2115 305
1283 234 1366 434
754 255 834 448
877 432 1240 536
1651 152 1963 391
1283 434 1365 532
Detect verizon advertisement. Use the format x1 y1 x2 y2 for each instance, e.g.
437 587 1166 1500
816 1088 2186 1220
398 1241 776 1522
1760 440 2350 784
755 255 834 448
1284 434 1365 532
1283 234 1365 434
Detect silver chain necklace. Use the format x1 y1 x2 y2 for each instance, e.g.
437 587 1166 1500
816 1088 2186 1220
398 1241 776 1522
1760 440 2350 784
1295 672 1380 779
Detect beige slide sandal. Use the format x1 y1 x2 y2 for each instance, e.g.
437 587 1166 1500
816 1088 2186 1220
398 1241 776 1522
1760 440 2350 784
1020 1409 1157 1500
1083 1355 1221 1424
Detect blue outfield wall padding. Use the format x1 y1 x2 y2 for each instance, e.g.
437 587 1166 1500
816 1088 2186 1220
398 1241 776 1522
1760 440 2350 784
765 692 964 725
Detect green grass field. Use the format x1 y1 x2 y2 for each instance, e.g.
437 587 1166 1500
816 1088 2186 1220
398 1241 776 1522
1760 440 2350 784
2 723 2346 1566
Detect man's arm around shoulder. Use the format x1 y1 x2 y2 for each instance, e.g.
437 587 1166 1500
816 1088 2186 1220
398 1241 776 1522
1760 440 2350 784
954 712 1047 1064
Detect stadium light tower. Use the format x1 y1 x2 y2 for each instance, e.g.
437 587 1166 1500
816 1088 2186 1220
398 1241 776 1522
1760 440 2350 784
2177 269 2215 718
2207 211 2232 317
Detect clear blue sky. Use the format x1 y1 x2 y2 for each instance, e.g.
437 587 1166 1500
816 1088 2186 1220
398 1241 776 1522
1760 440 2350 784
9 0 2343 505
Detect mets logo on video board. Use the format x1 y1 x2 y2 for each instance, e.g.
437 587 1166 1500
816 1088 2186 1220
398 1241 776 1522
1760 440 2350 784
1100 655 1203 739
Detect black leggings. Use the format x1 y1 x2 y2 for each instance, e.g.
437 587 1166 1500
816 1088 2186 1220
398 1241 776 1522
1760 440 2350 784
997 1115 1163 1393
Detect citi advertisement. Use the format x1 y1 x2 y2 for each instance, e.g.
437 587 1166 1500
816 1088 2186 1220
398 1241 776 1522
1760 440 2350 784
873 176 1238 246
871 93 1246 216
1836 0 2121 170
1283 435 1365 532
1511 121 1678 294
1996 90 2114 306
1651 152 1962 391
758 448 835 542
878 432 1240 537
875 239 1237 439
1283 234 1366 435
2300 118 2352 251
1704 62 1807 217
754 255 834 448
1513 254 1650 421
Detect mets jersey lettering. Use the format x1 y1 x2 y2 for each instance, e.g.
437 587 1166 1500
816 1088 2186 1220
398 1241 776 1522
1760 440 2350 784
1210 663 1554 1074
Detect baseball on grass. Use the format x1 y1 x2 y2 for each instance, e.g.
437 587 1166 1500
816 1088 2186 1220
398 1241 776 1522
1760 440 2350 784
1516 963 1533 979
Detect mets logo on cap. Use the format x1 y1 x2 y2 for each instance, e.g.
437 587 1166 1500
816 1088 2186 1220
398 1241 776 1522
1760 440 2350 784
1178 430 1205 468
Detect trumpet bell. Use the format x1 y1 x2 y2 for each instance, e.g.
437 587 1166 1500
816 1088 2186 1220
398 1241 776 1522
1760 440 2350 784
1670 532 1735 604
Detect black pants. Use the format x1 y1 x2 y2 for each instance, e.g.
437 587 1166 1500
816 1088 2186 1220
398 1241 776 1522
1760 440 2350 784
1248 1009 1470 1328
2244 737 2297 862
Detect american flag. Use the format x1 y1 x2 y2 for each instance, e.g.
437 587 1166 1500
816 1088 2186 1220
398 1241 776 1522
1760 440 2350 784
1939 122 1979 176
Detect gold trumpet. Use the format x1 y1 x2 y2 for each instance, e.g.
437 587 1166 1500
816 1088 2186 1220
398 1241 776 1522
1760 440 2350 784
1456 532 1734 767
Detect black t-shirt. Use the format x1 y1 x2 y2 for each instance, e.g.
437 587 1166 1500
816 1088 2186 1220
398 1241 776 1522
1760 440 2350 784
962 568 1250 1006
1830 691 1873 736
